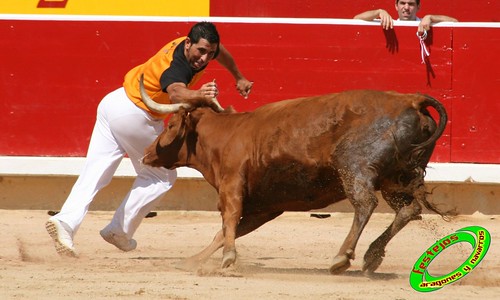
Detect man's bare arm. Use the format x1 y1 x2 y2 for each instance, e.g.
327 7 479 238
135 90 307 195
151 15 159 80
419 15 458 32
216 43 253 98
166 82 217 106
354 9 394 30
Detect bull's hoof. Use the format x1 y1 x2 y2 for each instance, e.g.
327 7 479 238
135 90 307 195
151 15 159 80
221 250 237 268
362 248 385 274
362 256 384 274
362 257 383 275
329 254 351 275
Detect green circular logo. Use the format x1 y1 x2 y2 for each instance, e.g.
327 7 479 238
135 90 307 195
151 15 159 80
409 226 491 292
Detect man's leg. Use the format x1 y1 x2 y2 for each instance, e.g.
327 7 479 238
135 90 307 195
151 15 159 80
99 88 177 250
46 88 126 256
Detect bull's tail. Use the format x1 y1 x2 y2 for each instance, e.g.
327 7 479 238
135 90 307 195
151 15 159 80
413 94 448 151
422 189 457 221
410 95 455 219
406 95 447 167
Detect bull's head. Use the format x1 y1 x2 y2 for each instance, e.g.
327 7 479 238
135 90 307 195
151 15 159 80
140 74 235 169
142 110 190 168
139 74 203 169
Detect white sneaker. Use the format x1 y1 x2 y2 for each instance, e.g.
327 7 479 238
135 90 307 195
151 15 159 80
99 229 137 252
45 217 77 257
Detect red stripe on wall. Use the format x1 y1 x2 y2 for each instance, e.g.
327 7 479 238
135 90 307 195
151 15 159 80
1 20 498 163
210 0 500 22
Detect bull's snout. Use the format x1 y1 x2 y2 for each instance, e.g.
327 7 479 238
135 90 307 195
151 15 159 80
140 151 159 167
140 153 151 166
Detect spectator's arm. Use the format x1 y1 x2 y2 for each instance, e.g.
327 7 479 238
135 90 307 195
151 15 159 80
354 9 394 30
419 15 458 33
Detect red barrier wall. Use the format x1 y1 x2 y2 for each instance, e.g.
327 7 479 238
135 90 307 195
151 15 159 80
1 1 499 163
211 0 499 22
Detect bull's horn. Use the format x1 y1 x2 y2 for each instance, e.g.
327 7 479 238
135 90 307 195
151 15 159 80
211 97 225 112
139 74 191 114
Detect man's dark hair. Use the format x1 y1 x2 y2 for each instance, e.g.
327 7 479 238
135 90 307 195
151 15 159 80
188 22 220 45
395 0 421 5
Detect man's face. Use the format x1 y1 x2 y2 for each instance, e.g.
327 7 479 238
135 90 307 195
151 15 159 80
395 0 420 20
184 37 218 70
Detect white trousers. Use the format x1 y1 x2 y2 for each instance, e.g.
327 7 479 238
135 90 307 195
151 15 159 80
54 87 176 239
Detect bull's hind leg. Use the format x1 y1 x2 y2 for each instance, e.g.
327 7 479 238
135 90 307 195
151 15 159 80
177 211 283 271
362 178 424 274
330 174 378 275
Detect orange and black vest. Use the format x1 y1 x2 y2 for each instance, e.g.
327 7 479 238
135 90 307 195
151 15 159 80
123 37 205 119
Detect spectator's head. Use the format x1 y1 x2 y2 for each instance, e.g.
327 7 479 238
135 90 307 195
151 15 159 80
395 0 421 20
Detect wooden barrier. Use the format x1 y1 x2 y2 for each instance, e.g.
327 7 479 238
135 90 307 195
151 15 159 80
1 2 499 213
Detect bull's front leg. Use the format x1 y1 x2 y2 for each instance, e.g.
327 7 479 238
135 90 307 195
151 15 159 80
218 183 244 268
176 229 225 271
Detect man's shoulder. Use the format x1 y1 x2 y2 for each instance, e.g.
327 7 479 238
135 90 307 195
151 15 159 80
170 36 187 47
158 36 186 53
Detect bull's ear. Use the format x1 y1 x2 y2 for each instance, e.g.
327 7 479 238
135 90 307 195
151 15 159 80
224 106 237 113
159 112 186 147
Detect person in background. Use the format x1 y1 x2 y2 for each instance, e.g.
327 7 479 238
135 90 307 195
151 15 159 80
46 21 253 257
354 0 458 34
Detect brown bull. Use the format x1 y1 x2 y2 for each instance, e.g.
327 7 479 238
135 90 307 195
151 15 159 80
140 78 448 274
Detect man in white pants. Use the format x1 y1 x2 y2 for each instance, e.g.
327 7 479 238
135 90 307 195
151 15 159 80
46 22 253 256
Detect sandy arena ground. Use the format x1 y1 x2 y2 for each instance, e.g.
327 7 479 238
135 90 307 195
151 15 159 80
1 209 499 299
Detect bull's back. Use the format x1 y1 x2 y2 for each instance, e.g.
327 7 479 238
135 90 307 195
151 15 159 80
233 91 426 212
245 90 422 157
